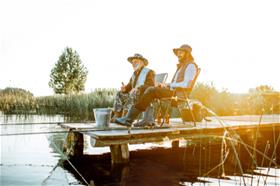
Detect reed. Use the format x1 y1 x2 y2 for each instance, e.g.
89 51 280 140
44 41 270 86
1 85 279 119
36 88 117 120
0 87 37 114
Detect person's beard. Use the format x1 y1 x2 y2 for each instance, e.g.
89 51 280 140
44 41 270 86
179 53 192 63
179 56 187 63
133 63 141 71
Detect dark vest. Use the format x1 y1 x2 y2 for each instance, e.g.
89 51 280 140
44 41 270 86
171 61 198 98
172 62 197 83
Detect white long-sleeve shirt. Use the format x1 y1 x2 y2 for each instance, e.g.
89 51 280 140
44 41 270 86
170 63 196 89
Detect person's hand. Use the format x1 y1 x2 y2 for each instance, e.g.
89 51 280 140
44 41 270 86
121 82 126 92
130 88 138 94
156 82 168 88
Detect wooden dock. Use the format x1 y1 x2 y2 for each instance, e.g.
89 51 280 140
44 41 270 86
60 115 280 164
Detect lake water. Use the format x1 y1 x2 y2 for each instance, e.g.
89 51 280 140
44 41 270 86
0 114 279 185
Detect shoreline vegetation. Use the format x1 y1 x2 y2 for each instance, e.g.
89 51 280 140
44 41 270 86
0 84 279 121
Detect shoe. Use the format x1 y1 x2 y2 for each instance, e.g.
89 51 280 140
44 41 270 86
134 121 155 127
115 106 141 126
134 106 154 127
110 111 123 122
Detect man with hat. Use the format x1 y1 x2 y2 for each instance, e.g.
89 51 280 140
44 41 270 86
115 44 199 127
111 53 155 124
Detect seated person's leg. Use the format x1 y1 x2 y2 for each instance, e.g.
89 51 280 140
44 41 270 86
123 90 138 116
135 87 174 111
133 90 155 127
115 87 174 126
113 91 129 119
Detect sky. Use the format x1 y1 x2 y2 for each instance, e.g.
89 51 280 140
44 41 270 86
0 0 279 96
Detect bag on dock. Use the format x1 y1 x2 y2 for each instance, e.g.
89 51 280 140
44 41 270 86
181 103 204 122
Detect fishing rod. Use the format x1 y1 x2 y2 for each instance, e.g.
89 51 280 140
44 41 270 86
0 121 94 126
0 124 166 136
0 130 70 136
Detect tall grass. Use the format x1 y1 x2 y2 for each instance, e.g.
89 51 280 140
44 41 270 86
0 85 279 120
0 87 37 114
36 88 117 121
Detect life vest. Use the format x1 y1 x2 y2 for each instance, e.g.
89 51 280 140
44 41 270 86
131 67 151 88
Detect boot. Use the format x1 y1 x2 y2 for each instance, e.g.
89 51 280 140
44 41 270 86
111 111 123 122
115 106 141 127
134 106 155 127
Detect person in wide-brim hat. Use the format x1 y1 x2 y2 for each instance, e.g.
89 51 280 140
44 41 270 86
111 53 155 126
127 53 149 66
173 44 192 56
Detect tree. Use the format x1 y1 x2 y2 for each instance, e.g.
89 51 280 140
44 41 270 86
49 47 88 94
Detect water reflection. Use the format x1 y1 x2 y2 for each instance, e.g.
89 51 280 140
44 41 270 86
63 131 279 186
0 114 82 185
1 114 279 186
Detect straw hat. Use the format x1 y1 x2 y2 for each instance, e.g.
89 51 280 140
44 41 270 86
127 53 149 66
173 44 192 56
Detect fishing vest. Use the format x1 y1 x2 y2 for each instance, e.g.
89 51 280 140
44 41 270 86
171 62 198 83
131 67 151 88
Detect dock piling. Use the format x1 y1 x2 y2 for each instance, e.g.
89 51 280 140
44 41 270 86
63 130 84 157
110 144 130 164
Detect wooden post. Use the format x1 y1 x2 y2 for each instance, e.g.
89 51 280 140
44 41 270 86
111 164 130 184
63 130 84 157
110 144 129 164
172 140 179 149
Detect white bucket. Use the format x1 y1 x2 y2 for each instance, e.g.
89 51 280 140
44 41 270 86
93 108 112 128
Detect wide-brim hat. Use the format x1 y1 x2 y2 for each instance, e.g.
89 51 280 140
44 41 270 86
127 53 149 66
173 44 192 56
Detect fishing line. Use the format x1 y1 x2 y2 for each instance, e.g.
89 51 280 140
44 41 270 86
48 135 90 186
